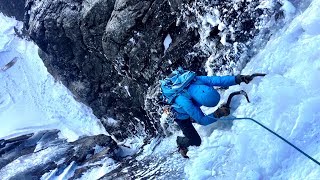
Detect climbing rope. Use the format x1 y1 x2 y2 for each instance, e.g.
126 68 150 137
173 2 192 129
222 117 320 166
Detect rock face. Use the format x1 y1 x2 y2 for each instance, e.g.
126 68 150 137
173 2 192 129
23 0 202 141
101 154 185 180
0 130 119 179
0 0 284 140
0 0 25 21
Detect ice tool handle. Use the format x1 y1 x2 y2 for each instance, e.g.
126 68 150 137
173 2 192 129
250 73 266 78
224 90 250 108
247 73 266 82
222 73 266 108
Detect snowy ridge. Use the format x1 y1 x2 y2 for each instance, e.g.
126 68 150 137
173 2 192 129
0 13 106 141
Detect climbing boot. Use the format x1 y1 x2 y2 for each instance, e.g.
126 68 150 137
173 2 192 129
178 146 189 158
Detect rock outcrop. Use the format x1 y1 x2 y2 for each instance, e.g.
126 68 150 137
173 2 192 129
1 0 284 140
0 0 25 21
22 0 202 140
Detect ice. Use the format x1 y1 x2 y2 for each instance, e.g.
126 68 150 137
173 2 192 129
104 117 118 126
0 146 68 179
220 33 228 45
79 158 118 179
163 34 172 53
55 161 76 180
257 0 275 9
281 0 296 19
183 0 320 178
217 23 226 31
300 0 320 35
82 0 100 16
124 85 131 96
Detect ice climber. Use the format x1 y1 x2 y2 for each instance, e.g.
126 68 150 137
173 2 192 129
159 67 256 158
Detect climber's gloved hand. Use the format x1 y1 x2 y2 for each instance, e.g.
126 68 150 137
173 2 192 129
235 75 253 84
213 106 230 118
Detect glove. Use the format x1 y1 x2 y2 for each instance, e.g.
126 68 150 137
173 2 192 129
235 75 253 84
213 106 230 118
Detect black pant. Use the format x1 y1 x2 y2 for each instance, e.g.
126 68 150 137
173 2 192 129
175 119 201 148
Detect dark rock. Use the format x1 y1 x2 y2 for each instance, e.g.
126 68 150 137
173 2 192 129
0 0 25 21
0 130 119 179
100 151 185 179
0 0 285 141
70 164 102 180
22 0 201 141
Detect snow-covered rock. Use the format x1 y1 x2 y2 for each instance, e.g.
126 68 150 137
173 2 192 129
0 130 118 179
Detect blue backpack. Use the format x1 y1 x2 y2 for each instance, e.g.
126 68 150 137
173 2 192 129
160 67 196 104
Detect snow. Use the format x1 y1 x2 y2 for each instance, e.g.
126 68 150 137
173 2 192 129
1 0 320 178
82 0 100 16
124 85 131 96
116 135 146 158
104 117 118 126
300 0 320 35
79 158 118 179
183 0 320 178
0 13 106 141
281 0 296 19
163 34 172 53
257 0 276 9
55 161 77 180
94 0 319 178
0 145 69 179
220 33 228 45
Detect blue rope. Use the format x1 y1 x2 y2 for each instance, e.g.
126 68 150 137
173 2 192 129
221 117 320 166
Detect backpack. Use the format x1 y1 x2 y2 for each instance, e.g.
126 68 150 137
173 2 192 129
160 67 196 104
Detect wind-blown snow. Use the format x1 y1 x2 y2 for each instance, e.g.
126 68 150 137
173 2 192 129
0 13 106 141
183 0 320 178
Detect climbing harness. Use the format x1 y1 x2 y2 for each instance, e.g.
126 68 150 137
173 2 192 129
222 90 320 166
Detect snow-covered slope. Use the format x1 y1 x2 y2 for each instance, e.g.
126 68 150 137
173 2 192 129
183 0 320 178
0 13 106 141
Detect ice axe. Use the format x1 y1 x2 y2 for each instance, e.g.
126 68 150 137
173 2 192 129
249 73 266 81
221 90 250 109
221 73 266 108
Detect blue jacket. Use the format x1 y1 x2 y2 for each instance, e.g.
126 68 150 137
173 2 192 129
173 75 237 125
